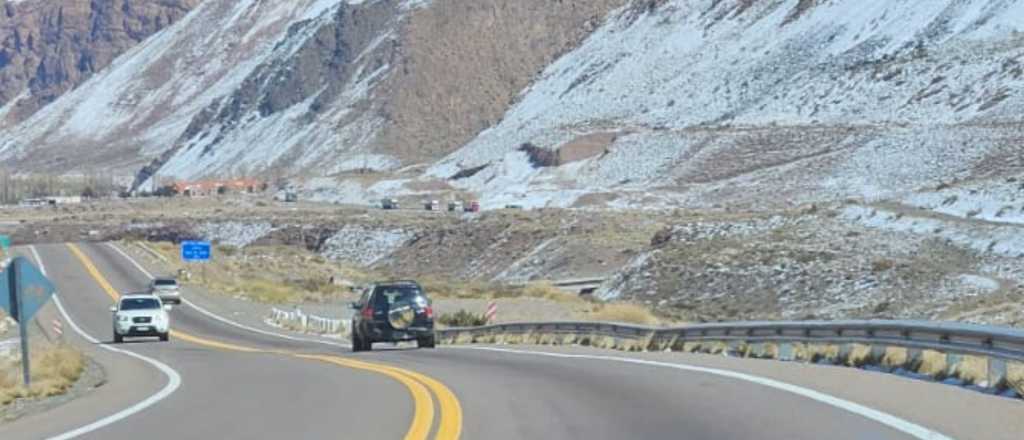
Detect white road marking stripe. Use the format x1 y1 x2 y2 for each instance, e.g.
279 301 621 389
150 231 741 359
26 245 183 440
453 346 955 440
106 243 352 349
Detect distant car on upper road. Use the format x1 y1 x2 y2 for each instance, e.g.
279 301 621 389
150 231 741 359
149 277 181 304
350 280 435 351
110 295 172 343
381 198 400 210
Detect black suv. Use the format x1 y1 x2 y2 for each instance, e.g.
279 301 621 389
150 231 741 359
351 281 435 351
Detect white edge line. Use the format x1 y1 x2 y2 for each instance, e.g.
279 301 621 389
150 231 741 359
26 245 183 440
450 346 955 440
106 243 351 350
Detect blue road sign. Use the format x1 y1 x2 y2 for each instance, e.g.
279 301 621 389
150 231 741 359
1 257 56 323
181 241 212 262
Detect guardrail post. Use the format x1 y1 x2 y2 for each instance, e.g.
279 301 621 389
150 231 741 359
727 340 744 357
946 353 964 383
870 345 886 364
907 348 923 370
838 344 854 364
778 343 795 361
989 358 1007 390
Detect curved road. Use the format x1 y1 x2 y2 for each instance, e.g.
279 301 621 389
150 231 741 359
1 242 1020 439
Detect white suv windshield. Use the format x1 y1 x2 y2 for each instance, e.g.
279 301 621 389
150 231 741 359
121 298 161 310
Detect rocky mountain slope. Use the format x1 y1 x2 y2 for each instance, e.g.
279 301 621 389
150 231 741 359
0 0 1020 210
0 0 198 128
431 0 1024 210
0 0 628 185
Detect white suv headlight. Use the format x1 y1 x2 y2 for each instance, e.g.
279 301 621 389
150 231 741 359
117 315 131 322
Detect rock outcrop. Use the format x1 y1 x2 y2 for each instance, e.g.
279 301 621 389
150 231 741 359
0 0 199 126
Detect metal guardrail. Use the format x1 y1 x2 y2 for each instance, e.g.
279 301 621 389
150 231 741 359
437 320 1024 362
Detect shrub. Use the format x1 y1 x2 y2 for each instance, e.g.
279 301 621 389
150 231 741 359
871 258 897 273
589 303 658 325
522 282 583 303
217 245 239 257
437 310 488 327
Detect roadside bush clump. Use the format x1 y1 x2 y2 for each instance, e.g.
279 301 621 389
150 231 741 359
1 345 85 406
437 310 488 327
522 282 583 303
588 303 659 325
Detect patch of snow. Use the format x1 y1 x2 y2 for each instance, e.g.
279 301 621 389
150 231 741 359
957 274 1002 292
904 180 1024 226
197 222 275 248
841 205 1024 258
320 225 414 266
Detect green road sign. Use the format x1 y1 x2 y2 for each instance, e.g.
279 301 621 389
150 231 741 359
1 257 56 323
1 257 55 386
0 235 10 253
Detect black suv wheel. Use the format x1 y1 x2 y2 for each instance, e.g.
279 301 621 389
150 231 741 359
352 331 371 352
417 334 436 349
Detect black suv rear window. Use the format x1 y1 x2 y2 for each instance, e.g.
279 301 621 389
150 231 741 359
373 286 425 309
154 279 177 286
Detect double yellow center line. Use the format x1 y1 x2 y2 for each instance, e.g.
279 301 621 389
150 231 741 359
66 243 462 440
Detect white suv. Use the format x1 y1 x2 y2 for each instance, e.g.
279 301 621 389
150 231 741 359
111 295 172 343
149 277 181 305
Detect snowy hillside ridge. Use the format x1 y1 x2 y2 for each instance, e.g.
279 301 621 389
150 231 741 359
0 0 339 167
0 0 413 182
841 205 1024 258
903 179 1024 226
320 225 414 266
430 0 1024 209
197 222 276 248
148 0 408 186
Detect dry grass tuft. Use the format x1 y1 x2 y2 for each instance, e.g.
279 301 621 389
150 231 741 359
881 346 908 368
951 356 990 386
587 303 658 325
561 334 579 345
917 350 948 378
682 341 702 353
846 344 874 367
1008 362 1024 395
1 345 85 406
797 344 840 363
523 282 584 303
596 336 618 350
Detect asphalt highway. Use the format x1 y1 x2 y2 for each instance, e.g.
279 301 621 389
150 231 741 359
1 242 1020 440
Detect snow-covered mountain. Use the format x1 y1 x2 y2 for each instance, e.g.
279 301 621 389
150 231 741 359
0 0 624 189
0 0 198 128
1 0 1022 210
431 0 1024 209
